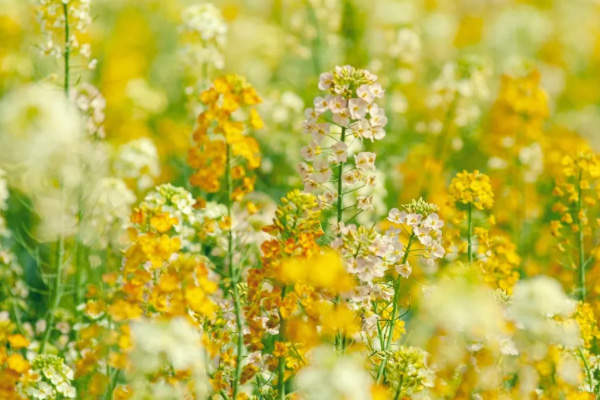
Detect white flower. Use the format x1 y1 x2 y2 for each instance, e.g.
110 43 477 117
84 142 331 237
369 83 385 98
348 98 368 120
387 208 407 224
423 213 444 231
310 160 332 183
349 119 372 140
301 142 319 161
396 262 412 278
311 123 330 144
406 213 422 227
318 72 334 90
357 195 373 211
354 152 376 171
313 96 329 113
356 84 374 103
328 96 347 114
332 141 348 163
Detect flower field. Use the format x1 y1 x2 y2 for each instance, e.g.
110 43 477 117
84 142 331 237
2 0 600 399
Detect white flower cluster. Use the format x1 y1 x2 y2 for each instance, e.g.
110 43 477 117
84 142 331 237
81 177 136 249
142 183 195 228
295 345 373 400
386 202 445 275
71 83 106 138
508 276 581 355
128 318 210 398
299 65 388 212
113 138 161 191
418 56 490 132
179 3 227 109
37 0 96 69
19 354 76 399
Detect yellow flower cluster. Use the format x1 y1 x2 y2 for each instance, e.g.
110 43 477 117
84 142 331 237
448 170 494 210
187 74 262 200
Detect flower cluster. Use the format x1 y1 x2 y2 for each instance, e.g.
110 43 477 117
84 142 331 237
448 170 494 210
299 65 387 213
37 0 96 69
19 354 76 399
188 74 262 198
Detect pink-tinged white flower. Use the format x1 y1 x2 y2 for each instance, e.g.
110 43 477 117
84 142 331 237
396 262 412 278
311 123 330 144
354 152 376 171
356 84 375 103
387 208 407 224
349 256 385 283
348 98 368 119
300 142 319 161
367 102 379 117
310 160 332 183
374 128 386 141
323 190 338 203
370 83 385 98
431 241 445 258
369 238 390 257
406 213 422 227
302 118 317 134
423 213 444 231
318 72 333 90
349 119 372 140
332 141 348 163
313 96 329 113
342 170 359 185
328 96 347 113
333 109 350 127
303 179 319 193
297 162 311 179
304 107 318 119
357 195 374 211
370 108 387 127
415 227 433 247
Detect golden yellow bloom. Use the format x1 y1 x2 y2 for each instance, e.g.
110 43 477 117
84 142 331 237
448 170 494 210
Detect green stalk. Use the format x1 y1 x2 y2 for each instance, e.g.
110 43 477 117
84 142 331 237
336 127 347 225
40 237 64 353
376 234 415 383
225 143 245 399
467 203 473 264
576 169 585 301
277 286 287 400
62 2 70 96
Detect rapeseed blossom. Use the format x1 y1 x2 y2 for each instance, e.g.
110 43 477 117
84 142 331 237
1 1 600 399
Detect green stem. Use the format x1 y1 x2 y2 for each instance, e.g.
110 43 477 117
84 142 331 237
277 286 287 400
62 2 70 96
40 237 64 353
393 377 404 400
467 203 473 264
577 170 585 301
305 0 323 76
336 127 347 225
376 235 414 383
226 143 244 400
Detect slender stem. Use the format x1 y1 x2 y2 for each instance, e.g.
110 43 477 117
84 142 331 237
225 143 244 399
376 235 415 383
277 286 287 400
467 203 473 264
336 127 347 226
40 237 64 353
576 169 585 301
305 0 323 76
393 377 404 400
62 2 70 96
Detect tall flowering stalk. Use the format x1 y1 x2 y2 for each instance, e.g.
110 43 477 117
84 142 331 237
188 74 262 399
448 170 494 264
551 153 600 300
375 199 445 383
299 65 387 228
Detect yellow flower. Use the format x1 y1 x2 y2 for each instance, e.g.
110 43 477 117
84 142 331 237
449 170 494 210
